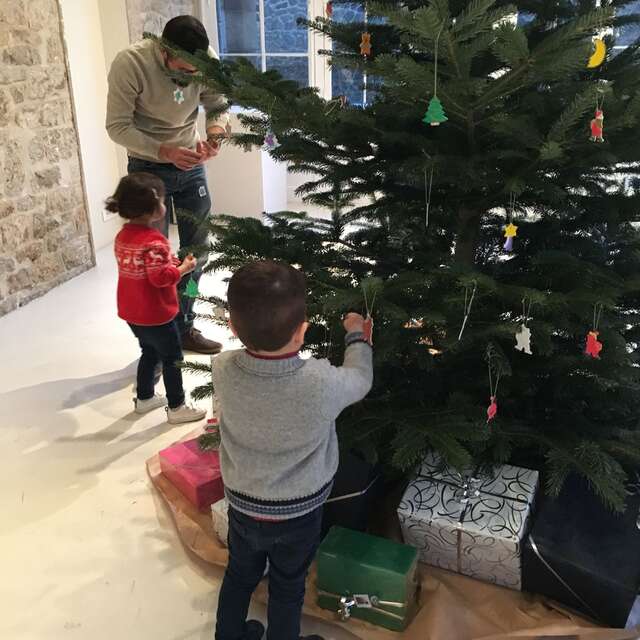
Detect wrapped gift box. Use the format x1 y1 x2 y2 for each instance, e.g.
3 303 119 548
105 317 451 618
211 498 229 547
398 453 538 590
159 438 224 511
317 526 420 631
522 476 640 627
321 450 382 538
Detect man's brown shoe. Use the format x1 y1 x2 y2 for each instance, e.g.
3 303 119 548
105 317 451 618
181 327 222 354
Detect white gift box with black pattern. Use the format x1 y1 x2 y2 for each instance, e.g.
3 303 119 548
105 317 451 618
397 453 539 590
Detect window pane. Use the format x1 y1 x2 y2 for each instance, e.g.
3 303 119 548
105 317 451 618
216 0 260 54
616 1 640 47
332 3 366 105
266 56 309 85
517 12 535 27
265 0 308 53
221 54 261 70
333 66 365 107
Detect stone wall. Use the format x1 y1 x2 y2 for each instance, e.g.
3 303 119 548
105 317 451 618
0 0 93 317
126 0 198 43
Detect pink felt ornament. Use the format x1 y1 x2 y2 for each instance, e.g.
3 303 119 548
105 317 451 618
487 396 498 423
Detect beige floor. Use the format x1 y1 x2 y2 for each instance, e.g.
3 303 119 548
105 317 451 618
0 232 354 640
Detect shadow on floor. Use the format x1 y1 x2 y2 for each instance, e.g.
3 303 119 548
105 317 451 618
0 361 172 534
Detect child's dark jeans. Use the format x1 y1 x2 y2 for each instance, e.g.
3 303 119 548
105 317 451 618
215 506 323 640
128 319 185 409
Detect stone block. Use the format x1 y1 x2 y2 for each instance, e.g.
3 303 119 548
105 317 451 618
0 201 16 220
0 89 13 126
7 267 32 294
33 252 64 282
32 166 61 190
39 100 70 127
0 216 31 249
16 196 37 212
0 256 16 276
61 237 92 269
47 33 63 64
0 2 27 27
3 45 41 66
0 294 18 317
0 67 27 84
9 85 24 104
4 140 25 196
10 29 42 48
26 0 57 30
16 240 44 263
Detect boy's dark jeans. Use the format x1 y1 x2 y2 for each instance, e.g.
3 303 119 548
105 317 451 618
127 157 212 336
215 506 323 640
128 320 185 409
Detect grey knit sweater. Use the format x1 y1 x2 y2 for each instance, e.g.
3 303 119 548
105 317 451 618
213 333 373 519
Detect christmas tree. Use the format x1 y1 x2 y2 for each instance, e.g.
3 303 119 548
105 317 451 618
164 0 640 510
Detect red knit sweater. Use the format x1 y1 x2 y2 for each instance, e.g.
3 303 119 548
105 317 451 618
114 224 182 326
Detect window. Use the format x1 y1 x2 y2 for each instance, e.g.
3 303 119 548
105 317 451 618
215 0 310 85
615 0 640 48
207 0 374 105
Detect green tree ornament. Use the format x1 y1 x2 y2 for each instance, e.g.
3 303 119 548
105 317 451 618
423 96 448 126
185 277 200 298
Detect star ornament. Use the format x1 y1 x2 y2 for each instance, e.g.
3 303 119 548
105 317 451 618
173 88 185 104
504 223 518 238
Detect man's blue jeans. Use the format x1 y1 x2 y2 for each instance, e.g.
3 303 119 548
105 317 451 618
128 157 212 336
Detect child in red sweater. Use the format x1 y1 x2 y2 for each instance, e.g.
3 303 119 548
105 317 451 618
108 173 207 424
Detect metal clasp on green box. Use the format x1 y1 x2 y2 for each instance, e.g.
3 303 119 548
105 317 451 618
316 526 420 631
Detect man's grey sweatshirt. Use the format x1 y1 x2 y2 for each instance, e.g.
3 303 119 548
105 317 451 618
213 333 373 520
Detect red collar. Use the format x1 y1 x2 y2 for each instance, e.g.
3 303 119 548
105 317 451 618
245 349 300 360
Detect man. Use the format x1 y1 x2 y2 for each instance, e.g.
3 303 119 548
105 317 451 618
106 15 228 354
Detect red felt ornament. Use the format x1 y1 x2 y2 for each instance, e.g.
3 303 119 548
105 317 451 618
585 330 603 358
363 314 374 346
585 303 604 358
360 32 372 56
590 108 604 143
326 1 333 18
487 396 498 423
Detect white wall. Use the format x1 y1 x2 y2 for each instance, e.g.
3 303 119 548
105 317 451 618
58 0 125 250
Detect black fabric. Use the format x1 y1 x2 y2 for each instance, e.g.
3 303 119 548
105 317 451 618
321 450 381 538
522 476 640 627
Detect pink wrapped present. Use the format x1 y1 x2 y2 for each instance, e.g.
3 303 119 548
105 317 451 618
159 438 224 511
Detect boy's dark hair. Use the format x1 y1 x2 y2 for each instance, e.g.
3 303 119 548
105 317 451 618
228 261 307 352
162 15 209 55
105 173 165 220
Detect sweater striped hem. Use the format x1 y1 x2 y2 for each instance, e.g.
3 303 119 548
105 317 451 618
225 481 334 521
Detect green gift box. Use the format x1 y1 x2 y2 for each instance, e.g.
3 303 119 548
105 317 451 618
316 526 420 631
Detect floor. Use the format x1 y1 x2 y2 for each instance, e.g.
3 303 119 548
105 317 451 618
0 230 354 640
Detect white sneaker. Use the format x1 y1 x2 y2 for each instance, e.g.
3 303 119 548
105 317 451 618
134 394 168 414
166 403 207 424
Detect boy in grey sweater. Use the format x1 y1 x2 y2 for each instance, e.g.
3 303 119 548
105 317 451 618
214 261 373 640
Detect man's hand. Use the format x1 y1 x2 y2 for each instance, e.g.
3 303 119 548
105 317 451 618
159 145 202 171
343 312 366 334
178 254 197 275
197 140 220 162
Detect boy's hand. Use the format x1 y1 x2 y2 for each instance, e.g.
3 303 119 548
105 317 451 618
343 312 366 334
178 254 197 275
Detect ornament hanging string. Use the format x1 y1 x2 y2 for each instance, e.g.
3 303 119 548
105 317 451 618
458 281 477 341
522 297 533 326
593 302 603 331
425 165 434 227
488 362 500 402
433 23 444 98
363 285 378 318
